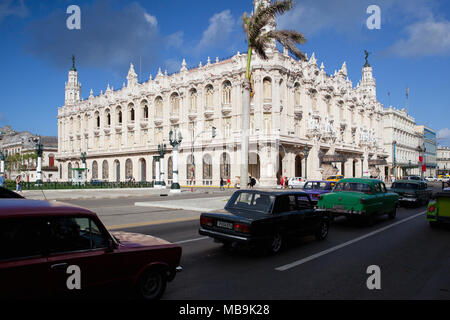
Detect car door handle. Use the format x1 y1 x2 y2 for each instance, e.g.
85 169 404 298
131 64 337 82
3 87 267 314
50 263 68 270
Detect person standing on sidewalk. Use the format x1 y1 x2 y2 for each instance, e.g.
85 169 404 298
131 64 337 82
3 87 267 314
0 174 5 188
220 177 225 191
15 175 22 194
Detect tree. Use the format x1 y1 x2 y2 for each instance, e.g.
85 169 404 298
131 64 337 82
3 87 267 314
240 0 307 186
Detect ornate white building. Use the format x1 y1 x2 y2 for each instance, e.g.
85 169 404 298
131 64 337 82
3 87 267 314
382 107 421 178
56 2 389 186
437 146 450 175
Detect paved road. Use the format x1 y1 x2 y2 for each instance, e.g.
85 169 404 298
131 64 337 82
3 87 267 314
117 205 450 300
64 182 449 300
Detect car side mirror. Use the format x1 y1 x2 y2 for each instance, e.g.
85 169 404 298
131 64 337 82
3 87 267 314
106 238 116 253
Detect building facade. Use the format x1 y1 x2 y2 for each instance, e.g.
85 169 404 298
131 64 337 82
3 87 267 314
56 2 389 187
382 107 420 179
415 125 437 177
437 146 450 175
0 128 58 182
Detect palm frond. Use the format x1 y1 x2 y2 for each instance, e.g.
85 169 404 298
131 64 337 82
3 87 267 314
266 30 307 61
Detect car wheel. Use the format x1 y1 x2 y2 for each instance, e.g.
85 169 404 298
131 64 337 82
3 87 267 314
388 207 397 219
135 269 167 300
429 221 439 229
268 233 284 254
315 220 329 241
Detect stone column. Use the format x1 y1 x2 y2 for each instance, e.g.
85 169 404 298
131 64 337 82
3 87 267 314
154 156 160 188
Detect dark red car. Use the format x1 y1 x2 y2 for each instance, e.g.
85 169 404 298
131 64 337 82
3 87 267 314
0 199 182 300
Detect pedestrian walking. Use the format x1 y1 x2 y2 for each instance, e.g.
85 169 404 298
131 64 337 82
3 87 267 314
15 175 22 193
220 177 225 191
227 178 231 188
280 176 284 189
0 174 5 188
284 176 288 189
250 177 256 188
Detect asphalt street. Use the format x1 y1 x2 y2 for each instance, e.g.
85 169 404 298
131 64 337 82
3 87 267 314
66 182 450 300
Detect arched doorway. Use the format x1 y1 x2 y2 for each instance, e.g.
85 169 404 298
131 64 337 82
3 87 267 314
249 152 260 180
295 155 302 177
114 160 120 182
92 161 98 180
139 158 146 182
125 159 133 181
102 160 109 180
220 153 231 180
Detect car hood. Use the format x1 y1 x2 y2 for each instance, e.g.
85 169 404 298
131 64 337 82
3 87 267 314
111 231 173 248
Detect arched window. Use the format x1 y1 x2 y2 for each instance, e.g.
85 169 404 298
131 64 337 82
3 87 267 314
77 115 81 132
143 105 148 119
116 107 122 124
102 160 109 180
95 112 100 128
125 159 133 180
92 161 98 179
222 81 232 105
205 85 214 108
155 97 163 118
263 77 272 102
170 93 180 114
128 104 135 122
105 110 111 126
311 90 318 111
279 79 285 105
189 89 197 111
294 83 301 106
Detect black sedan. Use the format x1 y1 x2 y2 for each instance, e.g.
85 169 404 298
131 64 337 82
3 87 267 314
199 190 330 254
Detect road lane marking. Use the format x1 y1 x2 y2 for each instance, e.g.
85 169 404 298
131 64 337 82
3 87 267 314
275 211 426 272
107 216 199 230
175 237 209 244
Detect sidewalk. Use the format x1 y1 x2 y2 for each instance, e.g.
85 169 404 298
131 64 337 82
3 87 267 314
135 196 229 212
21 187 235 201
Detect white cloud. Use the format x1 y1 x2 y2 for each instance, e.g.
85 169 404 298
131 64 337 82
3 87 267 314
0 0 28 23
438 128 450 139
387 18 450 57
144 12 158 27
196 10 236 51
166 31 184 50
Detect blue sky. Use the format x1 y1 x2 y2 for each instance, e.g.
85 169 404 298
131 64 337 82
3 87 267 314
0 0 449 146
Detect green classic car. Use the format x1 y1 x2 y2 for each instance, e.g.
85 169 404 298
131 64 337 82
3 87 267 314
390 180 432 206
317 178 399 225
427 191 450 228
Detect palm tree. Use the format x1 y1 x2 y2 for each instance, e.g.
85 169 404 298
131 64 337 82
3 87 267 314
240 0 307 187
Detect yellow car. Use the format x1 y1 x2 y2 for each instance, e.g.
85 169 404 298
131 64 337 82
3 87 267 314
326 175 344 182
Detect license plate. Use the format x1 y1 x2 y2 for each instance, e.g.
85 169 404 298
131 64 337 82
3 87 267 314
217 221 233 229
333 205 346 210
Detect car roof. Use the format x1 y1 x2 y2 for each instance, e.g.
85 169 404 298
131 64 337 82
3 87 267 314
235 189 308 197
337 178 383 185
393 180 421 184
305 180 332 183
0 199 95 219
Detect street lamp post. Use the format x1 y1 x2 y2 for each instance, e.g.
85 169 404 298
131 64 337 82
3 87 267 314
33 137 44 185
304 145 310 180
153 156 160 188
81 152 87 184
158 143 167 188
169 128 183 193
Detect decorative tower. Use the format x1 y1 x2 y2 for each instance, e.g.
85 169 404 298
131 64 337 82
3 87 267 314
126 63 138 87
358 50 376 98
65 55 81 105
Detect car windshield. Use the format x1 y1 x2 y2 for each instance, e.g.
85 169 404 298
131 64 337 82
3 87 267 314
408 176 420 180
334 182 372 193
303 182 328 190
392 182 418 190
226 192 275 214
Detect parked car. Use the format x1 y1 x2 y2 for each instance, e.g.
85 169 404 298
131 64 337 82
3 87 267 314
317 178 399 225
425 176 438 182
0 186 24 199
199 190 330 254
326 175 344 182
288 177 307 189
427 191 450 228
390 180 432 206
301 180 337 204
0 199 182 300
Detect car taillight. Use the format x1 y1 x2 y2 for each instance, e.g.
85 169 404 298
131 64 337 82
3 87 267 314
200 217 213 226
429 205 435 213
234 223 250 233
312 193 319 198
